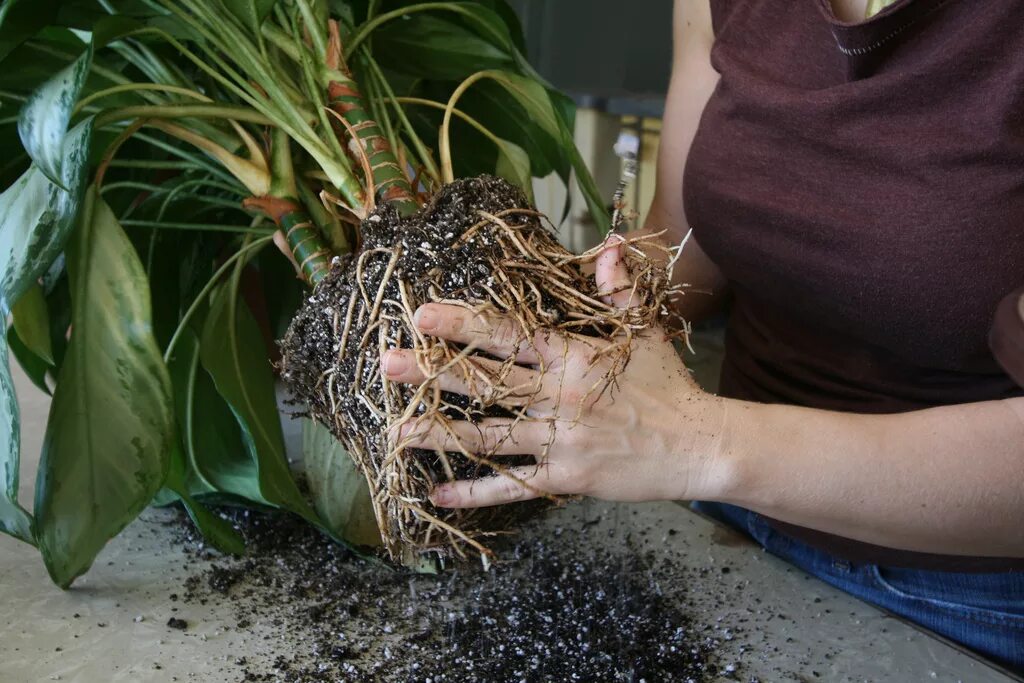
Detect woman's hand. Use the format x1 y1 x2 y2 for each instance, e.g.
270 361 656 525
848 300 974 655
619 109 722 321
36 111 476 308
381 240 728 509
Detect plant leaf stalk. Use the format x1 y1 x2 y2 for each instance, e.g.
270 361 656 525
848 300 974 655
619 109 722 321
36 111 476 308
244 128 333 286
156 1 366 208
325 21 420 217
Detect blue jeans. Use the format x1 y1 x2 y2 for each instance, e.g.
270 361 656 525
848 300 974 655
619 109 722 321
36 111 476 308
692 502 1024 674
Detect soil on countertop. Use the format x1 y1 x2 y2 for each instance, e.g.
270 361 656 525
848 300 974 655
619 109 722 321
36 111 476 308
171 507 727 683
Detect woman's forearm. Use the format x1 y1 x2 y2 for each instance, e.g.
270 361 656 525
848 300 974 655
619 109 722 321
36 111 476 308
704 396 1024 557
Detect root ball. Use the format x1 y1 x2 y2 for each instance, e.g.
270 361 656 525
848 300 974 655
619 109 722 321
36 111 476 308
280 175 680 563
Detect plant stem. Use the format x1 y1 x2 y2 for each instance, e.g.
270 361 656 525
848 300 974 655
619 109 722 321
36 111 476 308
169 0 317 139
288 11 349 168
439 71 494 184
296 176 350 255
154 179 246 219
331 77 419 213
107 160 204 170
261 23 300 60
76 83 212 114
101 179 242 197
326 42 419 215
95 104 274 128
109 41 180 91
244 129 334 286
133 23 266 111
133 132 244 189
154 4 364 207
145 122 269 196
295 0 329 58
361 54 440 183
362 66 397 156
121 220 275 235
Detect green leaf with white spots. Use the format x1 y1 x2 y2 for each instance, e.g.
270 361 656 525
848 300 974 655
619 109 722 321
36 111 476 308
1 119 92 311
34 187 174 588
0 330 33 545
17 42 92 189
0 117 91 548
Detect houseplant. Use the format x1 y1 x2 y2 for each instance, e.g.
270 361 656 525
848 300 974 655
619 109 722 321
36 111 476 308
0 0 631 587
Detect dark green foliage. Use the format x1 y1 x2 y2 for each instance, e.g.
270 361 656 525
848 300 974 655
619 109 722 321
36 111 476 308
0 0 607 585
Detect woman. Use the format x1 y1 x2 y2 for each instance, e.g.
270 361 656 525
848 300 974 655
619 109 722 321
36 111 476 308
381 0 1024 669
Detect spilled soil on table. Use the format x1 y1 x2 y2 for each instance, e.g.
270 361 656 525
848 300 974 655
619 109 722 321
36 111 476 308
170 507 727 682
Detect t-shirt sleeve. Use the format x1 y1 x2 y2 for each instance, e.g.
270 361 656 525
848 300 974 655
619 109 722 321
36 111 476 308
990 286 1024 389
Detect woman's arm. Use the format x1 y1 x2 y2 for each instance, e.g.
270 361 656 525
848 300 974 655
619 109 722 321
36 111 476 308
641 0 729 324
385 241 1024 558
384 0 1024 560
717 395 1024 557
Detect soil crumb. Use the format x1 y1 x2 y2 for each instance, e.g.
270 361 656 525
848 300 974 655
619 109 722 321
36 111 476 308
166 617 188 631
173 508 722 682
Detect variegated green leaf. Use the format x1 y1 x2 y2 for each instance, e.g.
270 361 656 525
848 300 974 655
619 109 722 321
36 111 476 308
17 43 92 189
1 119 93 311
0 117 91 548
0 330 32 544
35 187 174 588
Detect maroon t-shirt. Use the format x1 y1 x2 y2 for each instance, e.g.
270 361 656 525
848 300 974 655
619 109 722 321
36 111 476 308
684 0 1024 569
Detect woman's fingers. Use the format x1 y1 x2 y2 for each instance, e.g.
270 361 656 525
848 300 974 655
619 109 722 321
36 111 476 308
429 463 568 508
382 348 546 406
394 417 565 508
413 304 555 365
398 417 547 457
595 236 638 309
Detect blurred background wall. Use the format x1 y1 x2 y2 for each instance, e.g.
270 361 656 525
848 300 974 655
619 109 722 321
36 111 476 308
508 0 673 251
507 1 725 392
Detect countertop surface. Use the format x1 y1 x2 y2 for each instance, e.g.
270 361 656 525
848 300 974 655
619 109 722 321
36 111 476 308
1 364 1019 683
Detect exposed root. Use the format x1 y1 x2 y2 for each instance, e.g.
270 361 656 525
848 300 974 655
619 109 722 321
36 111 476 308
280 175 685 564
